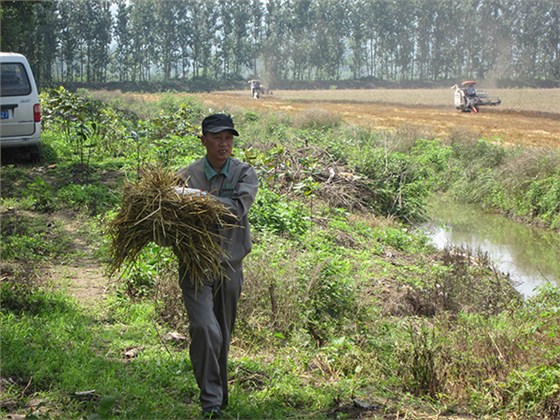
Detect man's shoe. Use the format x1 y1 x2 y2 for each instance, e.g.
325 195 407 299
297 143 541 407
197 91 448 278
202 405 221 418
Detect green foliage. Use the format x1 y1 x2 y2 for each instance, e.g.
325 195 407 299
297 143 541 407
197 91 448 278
264 117 291 141
396 320 442 399
1 162 123 216
445 139 506 203
156 92 183 114
442 289 560 418
354 147 429 222
242 110 259 122
96 106 135 157
40 87 202 170
26 177 57 212
526 283 560 314
501 365 560 417
249 187 311 238
297 247 357 344
439 135 560 229
451 138 506 169
320 125 376 163
409 139 453 189
41 87 128 167
526 175 560 228
1 286 202 419
57 183 119 214
0 165 35 198
0 213 73 263
0 281 73 316
140 103 200 141
148 134 203 167
378 226 429 252
116 244 177 299
5 0 559 89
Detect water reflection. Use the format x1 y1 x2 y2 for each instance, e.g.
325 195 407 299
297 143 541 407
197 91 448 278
422 195 560 297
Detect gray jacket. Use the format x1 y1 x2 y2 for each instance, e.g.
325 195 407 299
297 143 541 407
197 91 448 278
177 157 258 264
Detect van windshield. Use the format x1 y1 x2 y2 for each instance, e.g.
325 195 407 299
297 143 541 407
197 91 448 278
1 63 32 97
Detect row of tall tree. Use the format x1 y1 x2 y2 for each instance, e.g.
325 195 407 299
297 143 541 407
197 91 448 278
1 0 558 87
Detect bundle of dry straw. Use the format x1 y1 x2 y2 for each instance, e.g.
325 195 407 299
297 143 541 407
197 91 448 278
108 166 235 287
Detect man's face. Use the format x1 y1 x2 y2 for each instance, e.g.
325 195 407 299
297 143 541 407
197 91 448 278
201 130 234 169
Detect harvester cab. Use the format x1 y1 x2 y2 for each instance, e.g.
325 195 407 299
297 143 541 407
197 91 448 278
452 80 501 113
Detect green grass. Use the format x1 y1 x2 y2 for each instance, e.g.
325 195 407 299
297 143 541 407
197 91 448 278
1 288 200 418
0 286 364 418
5 282 557 418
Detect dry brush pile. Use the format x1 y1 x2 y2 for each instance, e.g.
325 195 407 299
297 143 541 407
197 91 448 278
107 166 235 287
259 144 377 211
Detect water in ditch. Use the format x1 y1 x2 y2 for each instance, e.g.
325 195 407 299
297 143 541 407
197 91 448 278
422 195 560 298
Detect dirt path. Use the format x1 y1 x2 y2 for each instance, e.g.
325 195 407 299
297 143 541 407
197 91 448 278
192 91 560 149
52 212 109 306
50 261 108 306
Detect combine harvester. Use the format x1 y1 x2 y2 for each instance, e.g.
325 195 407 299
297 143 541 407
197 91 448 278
248 79 272 99
452 80 501 113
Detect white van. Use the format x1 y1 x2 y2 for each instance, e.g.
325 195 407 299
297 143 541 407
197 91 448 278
0 52 41 160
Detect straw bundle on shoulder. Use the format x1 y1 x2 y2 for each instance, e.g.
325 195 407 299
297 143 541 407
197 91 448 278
108 166 235 287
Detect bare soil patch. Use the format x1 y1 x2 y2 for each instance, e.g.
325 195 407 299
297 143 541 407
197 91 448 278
189 89 560 150
53 211 109 305
48 261 107 306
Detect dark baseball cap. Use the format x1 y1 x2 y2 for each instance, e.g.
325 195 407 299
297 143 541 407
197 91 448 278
201 113 239 136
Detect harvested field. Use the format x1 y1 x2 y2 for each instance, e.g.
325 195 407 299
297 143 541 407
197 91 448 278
188 88 560 149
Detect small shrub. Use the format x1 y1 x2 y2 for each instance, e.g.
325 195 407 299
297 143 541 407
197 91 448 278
409 139 453 189
396 320 443 399
526 176 560 225
249 187 311 238
435 247 522 315
116 244 176 299
501 364 560 418
26 177 57 212
243 110 259 122
450 138 506 169
297 247 357 346
142 103 200 142
354 148 429 222
57 183 119 214
239 233 303 341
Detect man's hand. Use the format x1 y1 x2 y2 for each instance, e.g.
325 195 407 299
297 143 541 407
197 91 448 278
174 186 208 197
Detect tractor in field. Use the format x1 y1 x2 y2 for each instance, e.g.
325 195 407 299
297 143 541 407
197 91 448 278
248 79 272 99
249 79 262 99
452 80 501 113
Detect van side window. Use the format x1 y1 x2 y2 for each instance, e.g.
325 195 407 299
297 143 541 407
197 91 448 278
1 63 32 97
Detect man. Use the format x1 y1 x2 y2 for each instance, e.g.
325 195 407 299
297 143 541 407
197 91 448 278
176 113 258 418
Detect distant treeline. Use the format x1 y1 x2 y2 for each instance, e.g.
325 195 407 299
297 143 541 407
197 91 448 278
1 0 558 89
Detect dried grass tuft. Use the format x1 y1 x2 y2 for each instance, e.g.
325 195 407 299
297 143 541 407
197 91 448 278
293 107 342 130
107 166 235 287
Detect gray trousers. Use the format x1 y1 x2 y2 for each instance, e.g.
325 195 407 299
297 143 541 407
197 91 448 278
179 261 243 410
